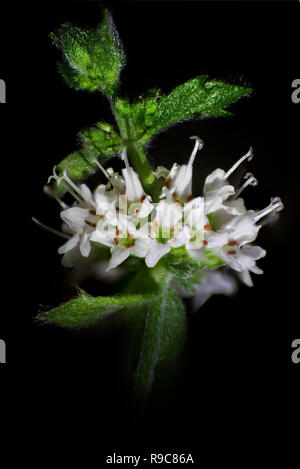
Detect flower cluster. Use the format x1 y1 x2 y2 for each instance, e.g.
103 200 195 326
46 137 283 287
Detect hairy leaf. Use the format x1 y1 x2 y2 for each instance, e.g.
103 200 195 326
114 77 251 145
147 77 251 137
80 122 122 156
52 122 121 194
37 290 152 328
51 9 126 95
114 89 161 141
134 269 186 399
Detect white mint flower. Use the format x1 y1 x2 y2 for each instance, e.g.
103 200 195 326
159 136 204 203
204 148 255 218
207 198 283 286
183 196 208 253
91 215 152 270
145 200 190 268
121 148 154 219
191 269 238 310
176 268 238 311
39 137 283 288
48 167 120 265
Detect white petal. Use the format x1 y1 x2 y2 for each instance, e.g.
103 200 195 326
221 251 244 272
205 231 228 249
60 207 90 233
206 208 236 230
169 163 179 179
90 229 115 248
122 167 144 202
79 231 91 257
183 196 204 214
153 166 169 179
137 198 154 218
203 168 227 194
130 237 152 258
205 185 235 214
155 200 182 228
192 269 238 310
239 269 253 287
79 184 95 206
145 241 171 268
107 248 130 270
58 233 80 254
249 264 264 275
228 213 260 245
224 197 246 216
172 164 192 199
94 185 117 214
172 226 191 247
240 245 266 260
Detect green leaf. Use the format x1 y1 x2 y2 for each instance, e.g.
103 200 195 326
147 76 251 137
115 77 250 145
53 122 122 194
80 122 122 156
114 90 161 141
51 9 125 95
37 290 152 328
134 269 186 400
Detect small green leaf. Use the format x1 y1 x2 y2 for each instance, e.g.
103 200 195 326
80 122 122 155
37 290 152 328
134 269 186 400
51 9 126 95
53 122 121 194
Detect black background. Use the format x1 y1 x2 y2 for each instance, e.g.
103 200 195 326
0 0 299 463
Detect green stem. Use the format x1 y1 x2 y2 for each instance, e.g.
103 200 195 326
111 103 159 198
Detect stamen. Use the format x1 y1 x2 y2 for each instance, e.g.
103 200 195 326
47 166 82 204
84 220 97 228
189 136 204 167
232 172 258 199
60 169 83 197
228 240 238 246
32 217 71 240
254 197 284 222
224 147 254 180
91 156 111 180
47 166 59 184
